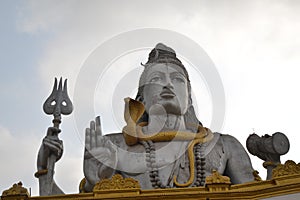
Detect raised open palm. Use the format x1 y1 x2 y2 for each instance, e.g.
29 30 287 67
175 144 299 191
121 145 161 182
83 116 117 191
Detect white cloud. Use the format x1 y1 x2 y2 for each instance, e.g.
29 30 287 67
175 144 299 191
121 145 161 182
16 0 73 33
10 0 300 195
0 126 40 195
0 124 84 196
54 155 83 194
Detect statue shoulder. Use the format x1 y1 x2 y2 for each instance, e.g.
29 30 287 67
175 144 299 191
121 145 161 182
218 133 254 183
203 132 244 154
219 133 250 155
219 133 243 146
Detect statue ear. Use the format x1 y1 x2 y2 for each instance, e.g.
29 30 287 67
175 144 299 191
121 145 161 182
188 97 193 107
135 95 144 104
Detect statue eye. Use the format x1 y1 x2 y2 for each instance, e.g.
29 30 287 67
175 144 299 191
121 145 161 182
172 76 185 83
149 76 162 83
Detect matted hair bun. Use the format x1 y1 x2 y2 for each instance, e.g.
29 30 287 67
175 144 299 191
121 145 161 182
146 43 182 66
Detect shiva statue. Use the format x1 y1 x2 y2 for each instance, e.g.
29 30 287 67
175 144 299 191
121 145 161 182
36 43 254 195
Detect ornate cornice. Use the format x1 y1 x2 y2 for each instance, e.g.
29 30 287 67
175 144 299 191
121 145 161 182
273 160 300 178
4 165 300 200
206 170 231 184
253 170 263 181
93 174 140 191
1 182 29 197
205 170 231 192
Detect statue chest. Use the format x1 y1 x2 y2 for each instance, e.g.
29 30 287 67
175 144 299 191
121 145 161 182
120 133 227 188
175 134 227 185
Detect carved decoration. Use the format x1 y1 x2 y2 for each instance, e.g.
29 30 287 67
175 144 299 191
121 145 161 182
79 178 87 193
1 182 29 197
206 170 231 184
205 170 231 192
93 174 140 191
3 175 300 199
253 170 262 181
272 160 300 178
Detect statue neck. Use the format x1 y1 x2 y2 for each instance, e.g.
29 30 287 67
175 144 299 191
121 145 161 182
143 114 187 134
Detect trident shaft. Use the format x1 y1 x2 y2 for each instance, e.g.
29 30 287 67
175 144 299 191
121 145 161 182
42 77 73 195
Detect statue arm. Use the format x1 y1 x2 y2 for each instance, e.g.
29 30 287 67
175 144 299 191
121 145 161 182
84 116 150 192
36 127 64 195
37 175 63 195
83 117 118 192
222 135 254 184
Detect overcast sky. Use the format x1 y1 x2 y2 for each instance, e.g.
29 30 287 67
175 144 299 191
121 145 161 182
1 0 300 197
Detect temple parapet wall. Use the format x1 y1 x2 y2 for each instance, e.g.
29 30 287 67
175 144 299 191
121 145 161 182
2 160 300 200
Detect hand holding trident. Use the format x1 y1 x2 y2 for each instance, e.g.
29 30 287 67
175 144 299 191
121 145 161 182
36 78 73 196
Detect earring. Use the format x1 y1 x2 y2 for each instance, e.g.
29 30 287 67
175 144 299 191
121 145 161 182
136 95 144 103
188 97 193 107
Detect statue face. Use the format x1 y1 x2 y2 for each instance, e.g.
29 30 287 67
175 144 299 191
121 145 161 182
142 63 189 116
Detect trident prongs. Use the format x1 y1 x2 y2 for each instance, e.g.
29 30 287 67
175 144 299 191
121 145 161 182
43 77 73 128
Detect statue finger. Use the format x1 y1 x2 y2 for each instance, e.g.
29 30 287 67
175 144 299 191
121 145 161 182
95 116 103 146
43 140 61 155
43 137 62 147
89 120 96 148
85 128 91 151
90 120 96 131
44 137 62 148
95 116 102 135
90 127 96 149
46 127 61 136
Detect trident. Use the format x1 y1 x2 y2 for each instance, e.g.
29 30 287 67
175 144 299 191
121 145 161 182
42 77 73 195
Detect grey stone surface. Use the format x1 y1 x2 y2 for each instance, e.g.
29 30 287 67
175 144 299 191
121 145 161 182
82 43 254 192
37 78 73 196
247 132 290 179
37 43 254 195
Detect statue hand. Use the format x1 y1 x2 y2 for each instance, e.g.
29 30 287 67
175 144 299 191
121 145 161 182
37 127 63 170
84 116 117 189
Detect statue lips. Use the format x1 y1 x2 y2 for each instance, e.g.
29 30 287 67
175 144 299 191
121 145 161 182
160 88 175 99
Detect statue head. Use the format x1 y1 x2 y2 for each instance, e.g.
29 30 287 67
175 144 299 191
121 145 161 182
135 43 202 132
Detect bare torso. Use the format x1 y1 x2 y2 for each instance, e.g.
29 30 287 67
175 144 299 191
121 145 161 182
104 132 253 189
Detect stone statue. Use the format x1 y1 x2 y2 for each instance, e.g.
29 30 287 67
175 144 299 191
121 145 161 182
36 43 254 195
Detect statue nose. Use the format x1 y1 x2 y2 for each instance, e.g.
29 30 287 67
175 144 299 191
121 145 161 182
164 83 174 90
164 76 174 89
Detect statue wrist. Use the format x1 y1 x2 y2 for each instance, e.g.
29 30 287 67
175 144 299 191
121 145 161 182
82 179 94 193
34 169 48 178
